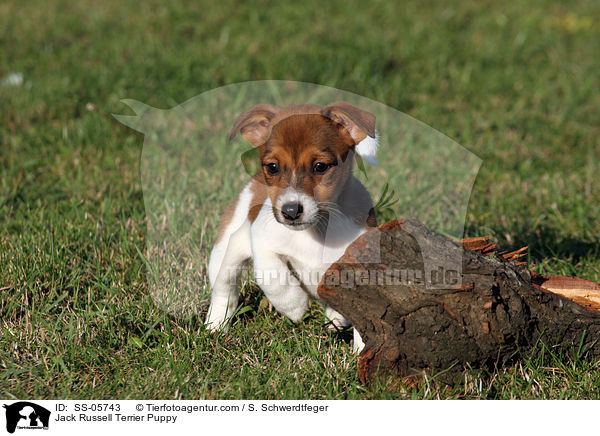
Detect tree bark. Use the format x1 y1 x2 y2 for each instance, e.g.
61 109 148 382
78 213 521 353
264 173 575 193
317 219 600 384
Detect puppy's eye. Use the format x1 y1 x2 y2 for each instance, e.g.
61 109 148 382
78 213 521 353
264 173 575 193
264 162 280 176
312 162 330 174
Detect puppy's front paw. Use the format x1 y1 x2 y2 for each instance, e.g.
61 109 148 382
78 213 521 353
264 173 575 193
204 310 230 333
204 319 229 333
325 305 351 330
352 328 365 353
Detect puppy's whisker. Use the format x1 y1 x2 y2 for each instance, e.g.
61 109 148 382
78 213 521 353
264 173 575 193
318 204 346 221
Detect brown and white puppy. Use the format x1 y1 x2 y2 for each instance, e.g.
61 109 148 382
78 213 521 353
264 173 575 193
205 103 379 351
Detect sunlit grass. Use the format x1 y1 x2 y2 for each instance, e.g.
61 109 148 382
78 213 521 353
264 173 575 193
1 0 599 399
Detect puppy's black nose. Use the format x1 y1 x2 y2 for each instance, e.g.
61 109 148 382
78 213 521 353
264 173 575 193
281 203 303 221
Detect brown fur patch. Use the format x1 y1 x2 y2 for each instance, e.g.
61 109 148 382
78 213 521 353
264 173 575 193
229 103 375 150
248 175 268 223
215 192 240 244
259 114 354 208
215 176 269 244
366 207 377 228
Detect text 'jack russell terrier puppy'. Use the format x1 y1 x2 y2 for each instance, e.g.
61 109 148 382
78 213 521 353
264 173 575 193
205 102 379 352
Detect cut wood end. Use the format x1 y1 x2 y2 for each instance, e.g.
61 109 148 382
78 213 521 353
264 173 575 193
533 276 600 312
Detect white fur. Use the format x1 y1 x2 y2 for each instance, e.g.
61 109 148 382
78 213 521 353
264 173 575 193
355 132 380 166
205 184 254 331
275 187 319 229
206 180 367 353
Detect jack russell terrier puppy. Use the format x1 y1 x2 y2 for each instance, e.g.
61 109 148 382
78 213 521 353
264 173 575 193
205 102 379 352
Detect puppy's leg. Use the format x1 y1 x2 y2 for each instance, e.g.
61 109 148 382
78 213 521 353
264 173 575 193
254 253 309 324
324 305 351 330
205 220 251 331
325 305 364 353
353 328 365 353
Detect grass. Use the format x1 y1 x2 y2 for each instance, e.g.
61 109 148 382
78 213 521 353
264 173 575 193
1 0 599 399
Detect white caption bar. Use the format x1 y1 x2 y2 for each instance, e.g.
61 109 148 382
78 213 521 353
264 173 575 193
0 400 596 436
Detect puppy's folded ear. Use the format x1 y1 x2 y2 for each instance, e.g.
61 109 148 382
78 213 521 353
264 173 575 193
229 104 279 147
321 102 376 144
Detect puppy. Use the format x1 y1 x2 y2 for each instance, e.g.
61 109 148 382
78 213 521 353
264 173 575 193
205 102 378 352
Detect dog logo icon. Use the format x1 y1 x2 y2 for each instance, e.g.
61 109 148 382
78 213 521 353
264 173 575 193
3 402 50 433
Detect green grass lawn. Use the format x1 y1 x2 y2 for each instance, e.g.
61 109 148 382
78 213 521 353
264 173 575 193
1 0 599 399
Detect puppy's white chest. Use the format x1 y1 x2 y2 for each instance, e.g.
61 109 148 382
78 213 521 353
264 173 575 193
250 200 365 295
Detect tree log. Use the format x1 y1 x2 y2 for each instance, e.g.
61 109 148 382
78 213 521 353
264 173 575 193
317 219 600 384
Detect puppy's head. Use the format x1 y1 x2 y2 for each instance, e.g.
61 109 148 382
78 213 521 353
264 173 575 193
230 103 375 230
